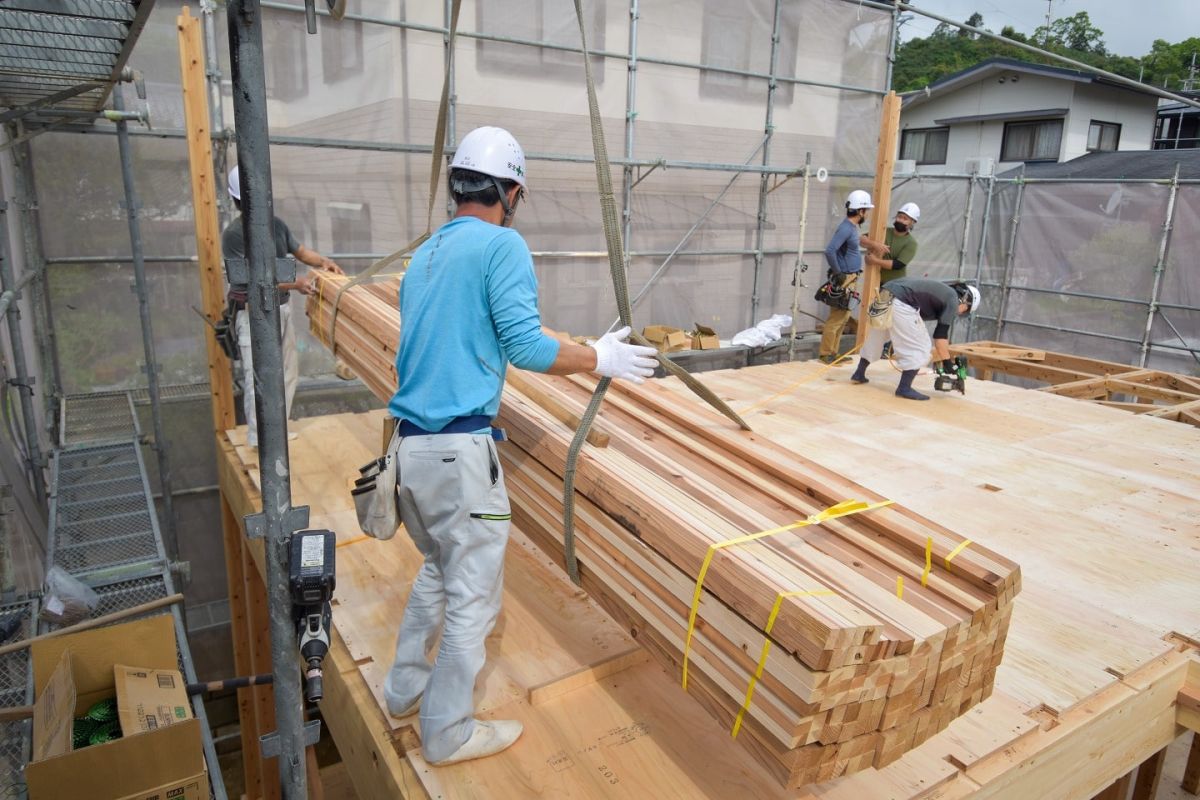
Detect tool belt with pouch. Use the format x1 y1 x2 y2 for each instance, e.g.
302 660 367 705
352 422 401 540
867 288 895 330
815 270 857 310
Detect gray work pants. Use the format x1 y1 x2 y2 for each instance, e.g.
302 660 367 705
236 303 298 447
383 432 511 762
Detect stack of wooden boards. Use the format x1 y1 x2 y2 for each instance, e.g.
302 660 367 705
307 273 1021 787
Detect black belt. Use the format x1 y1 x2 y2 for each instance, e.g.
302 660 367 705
397 415 506 442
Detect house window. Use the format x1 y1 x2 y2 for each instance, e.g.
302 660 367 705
329 202 371 255
321 18 364 83
476 0 604 82
899 127 949 165
700 0 799 104
1001 119 1063 162
1087 120 1121 152
265 19 308 101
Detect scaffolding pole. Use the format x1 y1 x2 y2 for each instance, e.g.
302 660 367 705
9 139 62 436
787 154 812 361
1139 164 1181 368
0 202 46 503
227 1 308 796
620 0 640 280
965 174 995 341
994 173 1026 341
749 0 783 324
113 85 178 559
956 174 976 279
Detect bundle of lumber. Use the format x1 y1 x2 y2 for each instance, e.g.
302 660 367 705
307 273 1021 786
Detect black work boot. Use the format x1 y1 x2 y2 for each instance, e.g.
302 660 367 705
850 358 870 384
896 369 929 401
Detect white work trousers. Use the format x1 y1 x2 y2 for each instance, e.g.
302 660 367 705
235 303 298 447
383 432 511 763
862 300 932 371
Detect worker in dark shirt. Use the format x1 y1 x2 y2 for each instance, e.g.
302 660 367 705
222 165 343 447
849 278 980 400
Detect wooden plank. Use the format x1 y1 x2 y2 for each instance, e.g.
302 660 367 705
857 90 901 346
526 648 650 706
177 6 234 433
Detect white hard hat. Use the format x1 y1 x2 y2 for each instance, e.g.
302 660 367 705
451 126 527 187
954 283 981 314
227 166 241 201
845 189 874 210
897 202 921 222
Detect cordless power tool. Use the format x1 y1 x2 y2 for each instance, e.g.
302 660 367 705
290 529 336 703
934 356 969 394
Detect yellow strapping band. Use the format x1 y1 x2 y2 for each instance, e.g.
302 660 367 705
920 536 932 587
680 498 894 691
738 343 863 417
896 575 904 599
731 588 836 738
944 538 973 570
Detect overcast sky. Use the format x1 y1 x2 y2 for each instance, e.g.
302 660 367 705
899 1 1200 58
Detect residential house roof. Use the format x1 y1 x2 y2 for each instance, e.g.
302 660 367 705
996 149 1200 179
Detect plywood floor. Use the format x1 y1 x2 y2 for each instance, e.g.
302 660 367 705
219 359 1200 799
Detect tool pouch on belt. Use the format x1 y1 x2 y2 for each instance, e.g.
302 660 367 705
351 422 401 540
815 271 855 310
868 288 895 330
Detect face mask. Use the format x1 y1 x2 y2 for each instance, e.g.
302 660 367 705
893 221 908 234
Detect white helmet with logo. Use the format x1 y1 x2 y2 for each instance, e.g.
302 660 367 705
845 189 874 210
228 166 241 201
897 202 921 223
451 126 526 187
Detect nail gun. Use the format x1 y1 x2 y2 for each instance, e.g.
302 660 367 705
934 356 968 394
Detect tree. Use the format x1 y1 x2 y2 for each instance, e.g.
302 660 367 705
1033 12 1106 55
959 12 984 39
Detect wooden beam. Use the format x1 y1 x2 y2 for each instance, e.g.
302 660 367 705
1143 398 1200 419
178 6 235 434
856 90 901 346
958 345 1045 361
1039 376 1110 399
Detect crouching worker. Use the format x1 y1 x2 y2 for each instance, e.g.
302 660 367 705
849 279 979 401
382 126 658 766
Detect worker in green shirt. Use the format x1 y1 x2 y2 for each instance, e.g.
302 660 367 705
868 202 920 283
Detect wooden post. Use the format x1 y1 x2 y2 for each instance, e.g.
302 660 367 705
1092 768 1134 800
246 550 282 800
856 90 902 346
1184 731 1200 794
178 6 235 434
222 496 264 799
1131 746 1166 800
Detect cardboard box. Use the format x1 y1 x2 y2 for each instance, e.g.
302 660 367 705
690 324 720 350
115 664 192 735
642 324 690 353
26 615 209 800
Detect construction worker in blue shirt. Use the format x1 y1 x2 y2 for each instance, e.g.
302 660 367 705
381 126 658 765
818 190 887 363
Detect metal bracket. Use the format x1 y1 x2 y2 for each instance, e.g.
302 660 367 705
244 505 310 541
6 376 34 389
260 719 321 759
223 256 298 286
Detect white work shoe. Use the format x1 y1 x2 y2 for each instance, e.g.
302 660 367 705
386 694 422 719
430 720 523 766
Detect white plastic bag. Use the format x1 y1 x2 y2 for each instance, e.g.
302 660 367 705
39 566 100 627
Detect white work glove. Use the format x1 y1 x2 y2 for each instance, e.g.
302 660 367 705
590 326 658 384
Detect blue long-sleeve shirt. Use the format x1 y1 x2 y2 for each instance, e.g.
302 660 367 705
388 216 560 431
824 218 863 275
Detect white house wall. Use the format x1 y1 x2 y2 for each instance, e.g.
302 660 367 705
901 69 1158 175
1063 82 1157 156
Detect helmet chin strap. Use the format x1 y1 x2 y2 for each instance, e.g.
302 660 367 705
491 176 522 227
